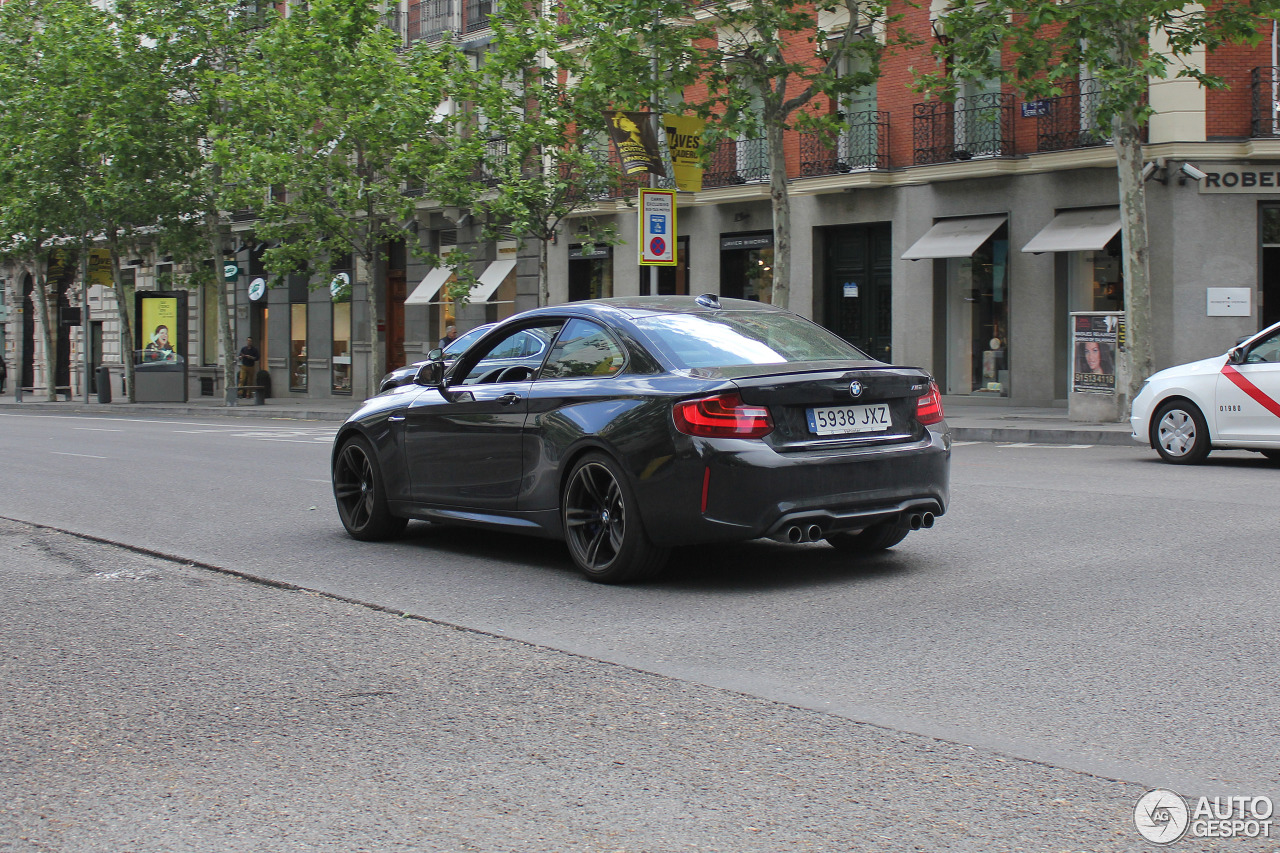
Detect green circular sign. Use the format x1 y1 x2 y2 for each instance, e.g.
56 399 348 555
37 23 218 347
248 277 267 301
223 262 239 281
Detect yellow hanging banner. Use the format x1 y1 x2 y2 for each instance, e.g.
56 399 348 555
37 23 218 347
663 114 704 192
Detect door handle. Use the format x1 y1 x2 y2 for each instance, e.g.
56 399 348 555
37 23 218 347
497 392 521 406
388 412 406 422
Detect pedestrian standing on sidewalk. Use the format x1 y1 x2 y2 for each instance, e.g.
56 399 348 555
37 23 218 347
237 337 259 398
0 356 7 394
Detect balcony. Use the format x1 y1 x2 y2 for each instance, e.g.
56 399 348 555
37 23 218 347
474 137 508 187
381 9 404 44
799 111 890 177
913 93 1014 165
703 138 769 188
464 0 493 34
411 0 456 43
1034 79 1108 152
1252 66 1280 138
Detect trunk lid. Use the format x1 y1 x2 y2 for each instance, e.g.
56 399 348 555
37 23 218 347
726 364 934 449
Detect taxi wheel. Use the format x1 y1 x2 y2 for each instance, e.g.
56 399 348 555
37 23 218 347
826 519 911 554
1151 400 1210 464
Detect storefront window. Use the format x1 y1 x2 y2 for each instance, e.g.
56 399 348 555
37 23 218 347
569 246 614 302
1068 235 1123 312
946 232 1009 396
720 233 771 301
331 301 351 394
290 302 307 391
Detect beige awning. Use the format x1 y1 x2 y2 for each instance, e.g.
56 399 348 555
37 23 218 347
901 215 1008 260
1021 207 1121 254
469 259 517 303
404 266 454 305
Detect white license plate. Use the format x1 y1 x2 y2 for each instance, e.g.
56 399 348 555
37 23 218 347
806 403 891 435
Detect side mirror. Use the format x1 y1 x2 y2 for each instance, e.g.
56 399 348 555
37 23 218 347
414 360 445 388
1227 346 1245 365
427 347 444 360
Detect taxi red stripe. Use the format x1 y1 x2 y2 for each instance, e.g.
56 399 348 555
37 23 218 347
1221 364 1280 418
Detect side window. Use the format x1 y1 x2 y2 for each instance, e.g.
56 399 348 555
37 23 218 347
457 323 560 385
540 318 626 380
1246 331 1280 364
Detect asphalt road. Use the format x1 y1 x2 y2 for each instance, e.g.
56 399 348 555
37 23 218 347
1 410 1278 848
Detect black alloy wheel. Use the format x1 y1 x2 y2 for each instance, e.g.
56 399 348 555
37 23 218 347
562 452 669 583
1152 400 1211 464
826 518 912 554
333 436 408 541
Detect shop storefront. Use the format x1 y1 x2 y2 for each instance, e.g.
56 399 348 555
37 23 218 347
903 215 1010 397
720 232 772 302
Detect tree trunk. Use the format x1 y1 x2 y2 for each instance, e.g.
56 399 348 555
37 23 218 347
1112 109 1154 410
766 118 791 310
539 231 549 307
26 255 57 402
107 232 136 403
206 200 237 407
366 247 385 395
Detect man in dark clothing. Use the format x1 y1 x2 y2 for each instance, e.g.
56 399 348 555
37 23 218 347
238 337 259 398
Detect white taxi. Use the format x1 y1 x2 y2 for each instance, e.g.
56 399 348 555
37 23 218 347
1131 321 1280 464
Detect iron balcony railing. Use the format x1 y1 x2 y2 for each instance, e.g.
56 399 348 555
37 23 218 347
1033 79 1108 152
412 0 455 42
381 9 404 42
702 138 769 188
1252 66 1280 138
913 92 1014 165
464 0 493 33
799 111 890 176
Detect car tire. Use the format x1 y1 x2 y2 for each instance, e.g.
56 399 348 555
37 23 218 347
562 452 669 584
825 518 912 554
1151 400 1211 464
333 436 408 541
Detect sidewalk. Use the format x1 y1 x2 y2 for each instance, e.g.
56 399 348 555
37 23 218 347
0 395 1138 447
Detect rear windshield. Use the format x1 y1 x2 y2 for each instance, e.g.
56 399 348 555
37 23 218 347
635 312 869 369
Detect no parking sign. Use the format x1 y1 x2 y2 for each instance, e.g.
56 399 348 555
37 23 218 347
639 189 676 266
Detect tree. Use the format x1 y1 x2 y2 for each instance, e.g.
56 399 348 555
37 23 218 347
679 0 902 310
923 0 1274 406
430 0 653 308
217 0 454 392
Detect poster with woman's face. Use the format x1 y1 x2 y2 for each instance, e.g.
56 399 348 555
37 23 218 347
139 296 180 365
1072 315 1117 393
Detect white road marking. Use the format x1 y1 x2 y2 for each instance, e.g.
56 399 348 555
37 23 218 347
51 451 108 459
996 442 1095 449
72 427 122 432
254 438 332 444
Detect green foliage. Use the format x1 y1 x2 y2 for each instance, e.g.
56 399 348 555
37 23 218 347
214 0 454 284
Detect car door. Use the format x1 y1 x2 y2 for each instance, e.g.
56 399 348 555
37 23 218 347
521 318 632 512
404 322 561 508
1214 327 1280 442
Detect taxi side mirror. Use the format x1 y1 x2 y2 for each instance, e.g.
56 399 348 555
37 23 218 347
1227 346 1245 365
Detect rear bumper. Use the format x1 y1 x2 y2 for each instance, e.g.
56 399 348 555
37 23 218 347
634 423 951 547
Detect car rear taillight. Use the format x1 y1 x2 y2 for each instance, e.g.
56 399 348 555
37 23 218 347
673 393 774 439
916 380 945 425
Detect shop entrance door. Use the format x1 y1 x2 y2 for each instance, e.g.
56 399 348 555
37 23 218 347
824 223 892 361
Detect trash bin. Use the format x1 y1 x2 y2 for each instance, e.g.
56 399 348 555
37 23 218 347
199 376 215 397
96 366 112 404
254 369 271 405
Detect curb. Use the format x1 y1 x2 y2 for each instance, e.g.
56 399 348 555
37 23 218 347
951 426 1136 447
0 402 350 422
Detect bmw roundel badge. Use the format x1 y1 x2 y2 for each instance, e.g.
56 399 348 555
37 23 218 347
848 380 863 397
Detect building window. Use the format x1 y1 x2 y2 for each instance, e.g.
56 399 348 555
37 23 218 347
332 301 351 394
290 302 307 391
